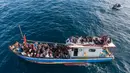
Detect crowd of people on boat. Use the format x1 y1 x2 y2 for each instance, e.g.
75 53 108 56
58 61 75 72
66 36 111 45
9 42 70 59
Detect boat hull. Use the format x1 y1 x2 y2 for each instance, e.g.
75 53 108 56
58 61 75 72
18 55 113 64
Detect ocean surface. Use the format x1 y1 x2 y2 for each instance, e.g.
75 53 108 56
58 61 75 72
0 0 130 73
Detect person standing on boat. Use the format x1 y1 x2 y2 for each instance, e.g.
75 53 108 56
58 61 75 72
66 38 71 44
77 36 82 44
23 35 27 47
34 42 38 50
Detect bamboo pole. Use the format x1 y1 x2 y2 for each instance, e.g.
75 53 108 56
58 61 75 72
18 25 24 38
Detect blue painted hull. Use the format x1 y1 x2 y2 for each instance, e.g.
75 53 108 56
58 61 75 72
18 55 113 64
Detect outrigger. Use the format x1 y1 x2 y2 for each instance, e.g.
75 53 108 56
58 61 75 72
9 25 116 66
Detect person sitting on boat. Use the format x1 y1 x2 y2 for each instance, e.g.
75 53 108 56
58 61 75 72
42 47 46 56
81 36 86 43
9 45 15 51
21 51 27 56
34 42 38 50
21 43 34 56
77 36 82 44
34 52 36 57
39 53 44 58
88 37 94 44
22 48 29 56
9 44 17 53
99 50 107 57
27 52 31 57
30 52 34 57
93 37 100 45
100 47 111 57
29 48 32 53
72 36 77 43
26 49 31 57
20 45 28 56
83 36 89 44
13 42 23 53
36 49 40 57
66 37 72 44
36 53 40 58
68 36 75 43
98 37 103 45
80 38 84 44
54 43 57 48
32 44 36 51
48 49 53 58
107 37 111 44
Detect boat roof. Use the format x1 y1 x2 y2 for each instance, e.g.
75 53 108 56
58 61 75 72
103 43 116 48
67 43 116 48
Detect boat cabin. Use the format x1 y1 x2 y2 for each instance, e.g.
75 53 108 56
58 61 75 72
68 45 114 58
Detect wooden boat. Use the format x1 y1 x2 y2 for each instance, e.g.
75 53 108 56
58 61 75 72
9 35 116 65
9 25 116 65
